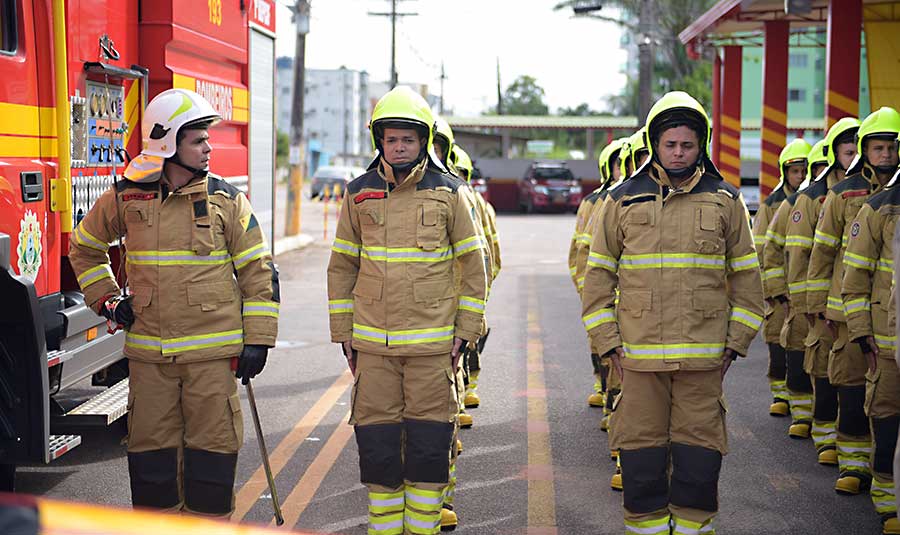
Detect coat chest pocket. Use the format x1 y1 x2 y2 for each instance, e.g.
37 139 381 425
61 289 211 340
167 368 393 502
416 202 447 251
359 203 384 242
694 204 726 254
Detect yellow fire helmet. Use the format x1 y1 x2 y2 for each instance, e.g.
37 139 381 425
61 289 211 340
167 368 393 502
644 90 720 177
646 91 711 156
368 85 444 171
846 107 900 175
450 145 473 182
777 138 811 189
434 115 455 157
629 127 649 173
597 137 626 184
807 139 828 179
124 88 221 182
823 116 860 168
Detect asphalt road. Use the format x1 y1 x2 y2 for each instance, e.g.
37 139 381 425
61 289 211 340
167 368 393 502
17 209 885 534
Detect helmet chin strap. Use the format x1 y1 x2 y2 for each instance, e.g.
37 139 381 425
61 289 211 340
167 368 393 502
388 148 426 173
652 153 697 180
875 164 898 175
167 154 209 179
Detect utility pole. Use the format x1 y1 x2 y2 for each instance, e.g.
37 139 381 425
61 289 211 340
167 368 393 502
637 0 653 122
368 0 418 88
439 61 446 114
285 0 310 237
496 57 503 115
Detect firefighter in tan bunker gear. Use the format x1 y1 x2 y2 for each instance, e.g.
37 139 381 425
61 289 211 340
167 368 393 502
809 107 900 496
784 118 860 467
581 91 764 534
570 138 625 412
441 141 497 532
433 116 484 433
841 128 900 535
762 139 814 439
326 86 488 535
753 142 796 418
69 89 279 516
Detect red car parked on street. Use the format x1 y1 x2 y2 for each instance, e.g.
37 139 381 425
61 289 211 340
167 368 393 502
518 162 582 213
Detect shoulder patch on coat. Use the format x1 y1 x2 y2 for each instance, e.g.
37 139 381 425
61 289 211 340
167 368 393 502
609 173 658 201
240 212 259 231
354 191 386 204
417 170 462 192
791 210 802 223
121 192 158 201
347 170 387 194
850 221 861 237
842 189 869 199
207 175 241 198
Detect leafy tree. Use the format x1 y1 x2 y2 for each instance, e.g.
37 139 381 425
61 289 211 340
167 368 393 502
502 75 549 116
553 0 716 113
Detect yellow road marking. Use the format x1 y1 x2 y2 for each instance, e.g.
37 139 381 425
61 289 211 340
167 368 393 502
273 409 355 528
232 370 353 521
526 279 557 533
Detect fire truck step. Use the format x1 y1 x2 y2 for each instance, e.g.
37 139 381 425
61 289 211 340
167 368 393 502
49 434 82 461
61 379 129 427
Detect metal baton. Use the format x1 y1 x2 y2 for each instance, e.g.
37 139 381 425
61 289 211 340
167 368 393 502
245 380 285 526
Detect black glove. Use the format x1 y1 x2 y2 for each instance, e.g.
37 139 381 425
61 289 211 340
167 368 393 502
236 344 268 385
101 294 134 328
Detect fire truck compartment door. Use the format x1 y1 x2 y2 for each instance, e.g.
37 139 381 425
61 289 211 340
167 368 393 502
248 29 275 247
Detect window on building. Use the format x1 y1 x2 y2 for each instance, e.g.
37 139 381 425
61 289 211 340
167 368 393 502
0 0 18 54
815 57 824 71
788 88 806 102
789 54 808 68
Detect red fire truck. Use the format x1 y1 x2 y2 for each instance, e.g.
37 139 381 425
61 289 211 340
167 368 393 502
0 0 277 489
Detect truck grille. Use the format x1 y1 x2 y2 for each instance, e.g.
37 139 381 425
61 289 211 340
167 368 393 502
72 174 116 228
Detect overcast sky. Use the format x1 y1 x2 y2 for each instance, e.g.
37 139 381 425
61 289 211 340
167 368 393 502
274 0 627 116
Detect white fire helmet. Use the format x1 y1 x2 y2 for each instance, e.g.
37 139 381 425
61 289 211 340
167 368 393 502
124 88 220 182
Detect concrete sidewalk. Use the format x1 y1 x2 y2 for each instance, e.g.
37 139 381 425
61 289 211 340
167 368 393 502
271 180 322 256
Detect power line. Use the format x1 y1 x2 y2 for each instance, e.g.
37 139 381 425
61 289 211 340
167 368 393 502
368 0 418 88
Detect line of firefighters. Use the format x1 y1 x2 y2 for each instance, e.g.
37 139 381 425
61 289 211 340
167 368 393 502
570 100 900 534
66 80 900 535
